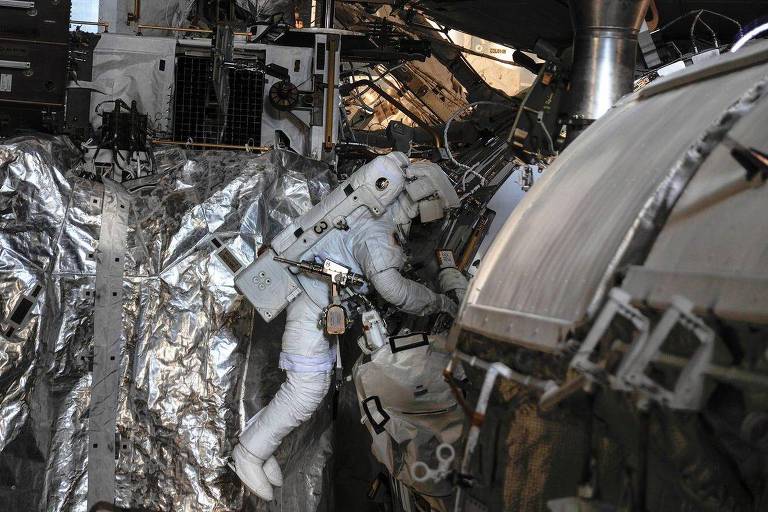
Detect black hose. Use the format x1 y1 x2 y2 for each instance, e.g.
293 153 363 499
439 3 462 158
340 79 443 148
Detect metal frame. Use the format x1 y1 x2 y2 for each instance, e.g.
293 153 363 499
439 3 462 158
618 295 715 410
570 287 649 389
87 180 132 509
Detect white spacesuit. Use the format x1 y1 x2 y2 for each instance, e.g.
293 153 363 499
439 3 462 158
231 152 460 500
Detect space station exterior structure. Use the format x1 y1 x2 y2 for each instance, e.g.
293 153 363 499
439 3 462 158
452 41 768 511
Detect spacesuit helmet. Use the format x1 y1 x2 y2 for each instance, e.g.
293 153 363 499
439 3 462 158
393 161 460 236
348 151 410 208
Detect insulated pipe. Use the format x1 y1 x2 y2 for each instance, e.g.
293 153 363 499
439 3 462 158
71 20 110 30
323 0 336 29
324 36 339 151
566 0 650 138
152 139 270 151
136 24 251 37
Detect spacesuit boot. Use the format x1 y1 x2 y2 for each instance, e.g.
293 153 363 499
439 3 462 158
231 445 282 500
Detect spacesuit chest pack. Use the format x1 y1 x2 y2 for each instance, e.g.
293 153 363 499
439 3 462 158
296 206 406 308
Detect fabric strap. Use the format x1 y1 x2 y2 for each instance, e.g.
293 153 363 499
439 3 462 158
279 345 337 372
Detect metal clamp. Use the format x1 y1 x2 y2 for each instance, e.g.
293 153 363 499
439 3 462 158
570 287 649 390
412 443 455 483
617 295 715 410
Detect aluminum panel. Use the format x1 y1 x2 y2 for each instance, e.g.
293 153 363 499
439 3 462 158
623 93 768 323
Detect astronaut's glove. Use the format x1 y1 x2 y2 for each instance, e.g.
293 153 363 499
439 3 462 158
437 294 458 318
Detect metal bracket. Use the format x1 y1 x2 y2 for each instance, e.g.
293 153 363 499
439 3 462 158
449 352 556 511
87 181 132 509
618 296 715 410
570 287 649 390
564 290 750 412
411 443 455 483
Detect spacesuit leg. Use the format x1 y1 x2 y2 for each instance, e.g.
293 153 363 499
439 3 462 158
233 292 333 500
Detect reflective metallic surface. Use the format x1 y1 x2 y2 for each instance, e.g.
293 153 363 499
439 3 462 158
624 78 768 323
567 0 649 125
0 136 334 511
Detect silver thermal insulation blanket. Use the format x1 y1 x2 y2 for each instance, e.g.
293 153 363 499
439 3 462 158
0 135 334 511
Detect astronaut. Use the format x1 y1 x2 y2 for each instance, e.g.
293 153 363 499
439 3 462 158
230 151 461 500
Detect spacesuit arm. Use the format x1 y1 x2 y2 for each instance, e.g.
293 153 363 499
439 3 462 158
370 268 457 317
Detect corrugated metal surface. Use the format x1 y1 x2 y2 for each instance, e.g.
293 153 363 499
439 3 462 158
459 42 768 351
623 94 768 323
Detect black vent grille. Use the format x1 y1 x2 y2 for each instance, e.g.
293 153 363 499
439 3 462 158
173 55 264 146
